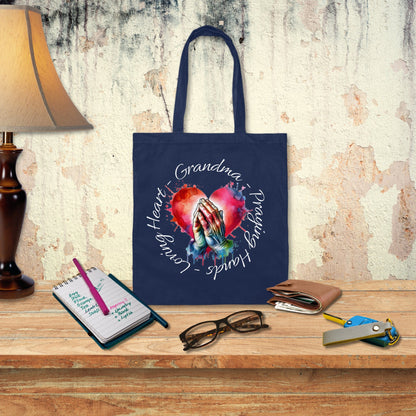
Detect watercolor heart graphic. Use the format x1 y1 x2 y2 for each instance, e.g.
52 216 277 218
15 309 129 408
170 185 247 239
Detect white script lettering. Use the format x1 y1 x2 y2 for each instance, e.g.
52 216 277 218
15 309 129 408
206 249 251 280
152 187 166 219
244 190 265 249
155 233 191 273
146 187 168 231
175 159 242 182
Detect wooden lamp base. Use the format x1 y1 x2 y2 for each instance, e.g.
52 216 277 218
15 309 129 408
0 274 34 299
0 134 35 299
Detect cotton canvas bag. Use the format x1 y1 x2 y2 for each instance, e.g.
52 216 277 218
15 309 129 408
133 25 288 304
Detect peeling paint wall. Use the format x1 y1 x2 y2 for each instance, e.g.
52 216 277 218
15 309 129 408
10 0 415 281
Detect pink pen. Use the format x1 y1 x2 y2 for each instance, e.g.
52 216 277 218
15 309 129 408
73 258 109 315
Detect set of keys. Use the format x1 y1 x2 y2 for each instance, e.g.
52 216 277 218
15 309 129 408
323 313 400 347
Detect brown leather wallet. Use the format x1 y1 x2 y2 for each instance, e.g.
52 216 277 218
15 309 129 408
267 280 342 314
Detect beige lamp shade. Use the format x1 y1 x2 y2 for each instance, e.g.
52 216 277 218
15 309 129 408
0 5 92 131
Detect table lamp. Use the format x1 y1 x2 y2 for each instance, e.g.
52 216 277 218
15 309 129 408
0 5 93 299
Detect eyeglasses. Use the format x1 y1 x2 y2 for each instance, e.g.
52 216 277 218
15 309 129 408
179 310 269 351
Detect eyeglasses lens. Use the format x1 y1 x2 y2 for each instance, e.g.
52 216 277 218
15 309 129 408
185 321 218 348
227 311 262 332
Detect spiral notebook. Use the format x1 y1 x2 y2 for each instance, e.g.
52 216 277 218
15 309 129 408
52 267 168 348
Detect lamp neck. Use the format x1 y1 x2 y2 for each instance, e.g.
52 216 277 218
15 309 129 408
1 132 16 149
0 141 22 190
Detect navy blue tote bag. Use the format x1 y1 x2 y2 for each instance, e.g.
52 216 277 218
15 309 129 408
133 26 288 304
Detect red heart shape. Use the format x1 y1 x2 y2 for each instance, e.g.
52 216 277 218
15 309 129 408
170 184 247 239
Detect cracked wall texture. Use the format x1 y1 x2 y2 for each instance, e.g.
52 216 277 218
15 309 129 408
10 0 416 281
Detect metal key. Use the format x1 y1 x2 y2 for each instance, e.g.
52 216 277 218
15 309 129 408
323 313 400 347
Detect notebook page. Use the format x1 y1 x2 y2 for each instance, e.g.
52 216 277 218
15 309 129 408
53 268 151 343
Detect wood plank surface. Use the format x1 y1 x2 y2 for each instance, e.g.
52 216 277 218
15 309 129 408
2 393 416 416
0 280 415 369
1 368 416 394
3 285 415 313
1 369 416 416
1 280 416 415
1 368 416 415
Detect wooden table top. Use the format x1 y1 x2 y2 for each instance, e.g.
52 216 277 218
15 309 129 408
0 280 415 369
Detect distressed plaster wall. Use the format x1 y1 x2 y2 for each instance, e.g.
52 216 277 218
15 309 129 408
8 0 416 281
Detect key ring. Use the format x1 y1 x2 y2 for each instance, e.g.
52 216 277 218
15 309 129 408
386 318 400 346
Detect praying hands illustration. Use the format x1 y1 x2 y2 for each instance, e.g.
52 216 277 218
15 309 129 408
187 198 234 259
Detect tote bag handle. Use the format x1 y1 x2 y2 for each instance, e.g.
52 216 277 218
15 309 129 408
172 25 246 133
